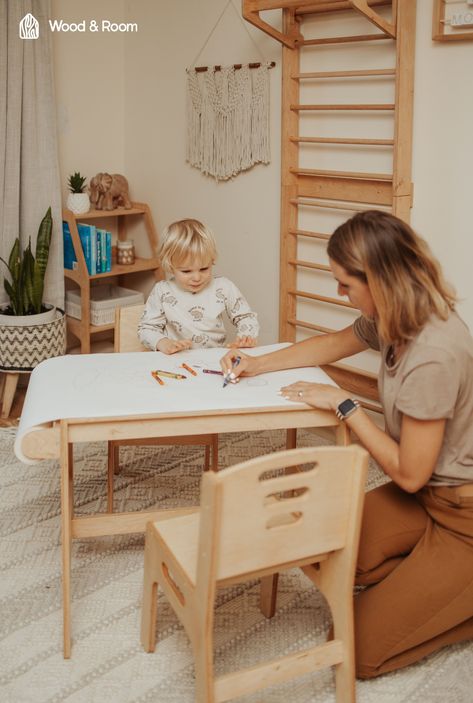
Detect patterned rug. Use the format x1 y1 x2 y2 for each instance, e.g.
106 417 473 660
1 427 472 703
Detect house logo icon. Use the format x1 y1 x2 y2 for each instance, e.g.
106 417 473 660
19 13 40 39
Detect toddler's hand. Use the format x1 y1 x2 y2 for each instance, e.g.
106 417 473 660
228 336 258 348
156 338 192 355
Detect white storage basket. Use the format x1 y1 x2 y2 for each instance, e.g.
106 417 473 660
66 285 144 326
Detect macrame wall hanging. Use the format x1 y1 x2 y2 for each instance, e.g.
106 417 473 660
186 0 275 182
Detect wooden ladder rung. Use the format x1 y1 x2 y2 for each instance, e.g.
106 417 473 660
290 137 394 146
299 33 392 46
290 198 392 212
291 103 395 111
289 318 335 335
289 289 355 309
290 167 393 181
295 1 392 16
289 259 331 271
292 68 396 80
289 228 331 241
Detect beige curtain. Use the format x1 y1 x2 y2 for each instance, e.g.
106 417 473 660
0 0 63 309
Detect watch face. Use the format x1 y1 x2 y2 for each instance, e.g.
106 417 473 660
338 399 357 416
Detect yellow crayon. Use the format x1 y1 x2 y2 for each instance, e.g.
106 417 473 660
153 369 186 380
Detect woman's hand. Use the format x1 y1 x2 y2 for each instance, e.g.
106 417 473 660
220 349 258 379
280 381 348 412
156 338 192 355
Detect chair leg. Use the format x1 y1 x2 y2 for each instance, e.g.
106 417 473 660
1 372 19 418
259 572 279 618
332 600 356 703
107 443 115 512
204 444 211 471
141 534 160 653
193 625 216 703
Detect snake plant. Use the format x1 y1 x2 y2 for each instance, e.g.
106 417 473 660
0 207 53 315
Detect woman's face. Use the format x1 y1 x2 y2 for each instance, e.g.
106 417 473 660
329 259 377 317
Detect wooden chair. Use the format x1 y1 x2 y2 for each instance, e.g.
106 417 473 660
141 444 368 702
107 305 218 511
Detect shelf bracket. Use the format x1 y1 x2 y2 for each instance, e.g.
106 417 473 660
347 0 396 38
242 1 304 48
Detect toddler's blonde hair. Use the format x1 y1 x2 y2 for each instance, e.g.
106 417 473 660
158 219 217 272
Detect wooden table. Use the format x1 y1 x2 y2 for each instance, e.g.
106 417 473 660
15 347 349 657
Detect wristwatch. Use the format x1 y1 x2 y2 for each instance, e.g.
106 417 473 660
336 398 360 422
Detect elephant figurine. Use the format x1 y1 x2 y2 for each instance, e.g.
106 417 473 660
89 173 132 210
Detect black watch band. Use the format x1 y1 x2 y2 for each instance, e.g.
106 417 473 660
336 398 360 421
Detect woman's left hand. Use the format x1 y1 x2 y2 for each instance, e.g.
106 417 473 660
279 382 348 412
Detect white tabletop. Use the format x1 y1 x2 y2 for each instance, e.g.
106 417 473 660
15 344 336 464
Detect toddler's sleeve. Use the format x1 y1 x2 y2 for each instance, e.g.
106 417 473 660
224 279 259 338
138 284 168 351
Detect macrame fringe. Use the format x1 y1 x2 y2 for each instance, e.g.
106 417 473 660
186 64 271 181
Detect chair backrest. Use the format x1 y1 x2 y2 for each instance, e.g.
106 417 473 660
114 304 147 353
197 445 368 584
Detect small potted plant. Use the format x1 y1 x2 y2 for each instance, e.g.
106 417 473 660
0 207 66 372
66 171 90 214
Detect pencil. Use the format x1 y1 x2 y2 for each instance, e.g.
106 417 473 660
151 371 165 386
202 369 223 376
181 363 197 376
153 369 186 380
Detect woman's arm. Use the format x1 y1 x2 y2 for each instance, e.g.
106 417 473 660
221 324 367 377
280 381 446 492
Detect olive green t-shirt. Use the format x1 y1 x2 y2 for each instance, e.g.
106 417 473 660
353 312 473 486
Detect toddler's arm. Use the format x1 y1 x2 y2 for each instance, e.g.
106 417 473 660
223 279 259 347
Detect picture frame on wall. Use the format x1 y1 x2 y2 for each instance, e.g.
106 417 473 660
433 0 473 41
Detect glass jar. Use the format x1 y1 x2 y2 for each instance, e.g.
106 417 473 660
117 240 135 265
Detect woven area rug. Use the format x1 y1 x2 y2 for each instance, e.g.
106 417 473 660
1 427 473 702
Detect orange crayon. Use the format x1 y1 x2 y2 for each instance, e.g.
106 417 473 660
181 363 197 376
151 371 165 386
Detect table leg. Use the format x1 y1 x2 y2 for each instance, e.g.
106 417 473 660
60 425 74 658
335 421 350 446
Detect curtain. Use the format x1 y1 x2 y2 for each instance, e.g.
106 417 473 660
0 0 63 309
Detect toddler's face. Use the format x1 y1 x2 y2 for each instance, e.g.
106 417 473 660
171 255 213 294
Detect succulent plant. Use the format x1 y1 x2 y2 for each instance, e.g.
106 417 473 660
67 172 87 194
0 207 53 315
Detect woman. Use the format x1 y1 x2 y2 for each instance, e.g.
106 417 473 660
221 210 473 678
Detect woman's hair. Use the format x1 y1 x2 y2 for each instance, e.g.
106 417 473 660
327 210 456 345
158 219 217 272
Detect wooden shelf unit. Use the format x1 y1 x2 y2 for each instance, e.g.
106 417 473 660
242 0 416 407
63 201 160 353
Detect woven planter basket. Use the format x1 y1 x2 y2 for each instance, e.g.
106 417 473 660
0 308 66 372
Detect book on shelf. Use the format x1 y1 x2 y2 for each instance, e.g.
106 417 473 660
77 223 97 275
96 229 112 273
63 221 78 270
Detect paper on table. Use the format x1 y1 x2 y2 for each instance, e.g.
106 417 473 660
15 344 337 464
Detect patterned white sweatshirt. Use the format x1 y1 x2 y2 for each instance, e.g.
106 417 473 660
138 276 259 350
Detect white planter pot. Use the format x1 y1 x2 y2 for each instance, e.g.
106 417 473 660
0 307 66 371
67 192 90 215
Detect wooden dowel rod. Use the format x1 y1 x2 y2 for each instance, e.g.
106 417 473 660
288 289 355 308
289 228 331 240
292 68 396 79
193 61 276 73
295 1 391 15
299 33 391 46
291 103 395 111
289 318 335 334
289 259 331 271
290 167 393 181
290 198 392 212
290 137 394 145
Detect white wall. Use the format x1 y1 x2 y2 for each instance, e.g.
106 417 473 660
53 1 473 342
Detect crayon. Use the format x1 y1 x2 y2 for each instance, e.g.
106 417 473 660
151 371 165 386
223 356 241 388
181 363 197 376
202 369 223 376
153 369 186 380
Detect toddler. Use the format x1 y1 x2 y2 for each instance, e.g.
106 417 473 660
138 219 259 354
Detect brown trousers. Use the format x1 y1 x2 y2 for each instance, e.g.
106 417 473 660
354 481 473 679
